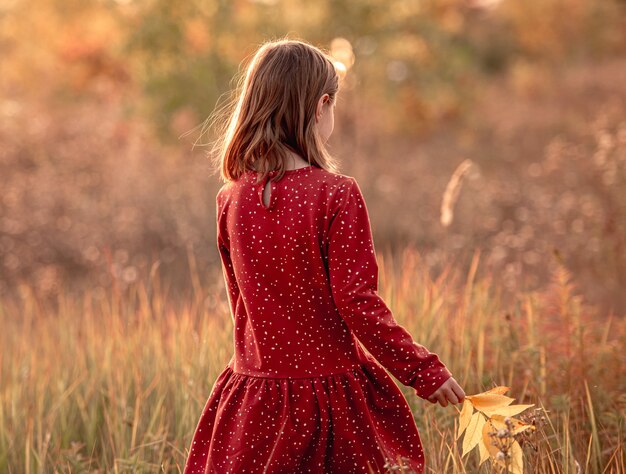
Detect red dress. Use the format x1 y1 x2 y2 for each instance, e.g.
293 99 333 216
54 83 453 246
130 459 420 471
183 165 453 474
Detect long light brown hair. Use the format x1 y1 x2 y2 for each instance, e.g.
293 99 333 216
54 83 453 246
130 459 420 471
203 37 342 183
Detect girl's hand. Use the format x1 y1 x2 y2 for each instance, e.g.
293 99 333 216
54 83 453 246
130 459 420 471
426 377 465 407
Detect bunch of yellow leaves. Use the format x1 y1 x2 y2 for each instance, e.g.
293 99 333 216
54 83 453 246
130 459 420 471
456 386 536 473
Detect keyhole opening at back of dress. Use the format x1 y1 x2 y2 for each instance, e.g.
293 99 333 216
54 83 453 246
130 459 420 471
261 178 272 208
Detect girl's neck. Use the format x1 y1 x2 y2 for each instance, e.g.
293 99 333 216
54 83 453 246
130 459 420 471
253 151 310 172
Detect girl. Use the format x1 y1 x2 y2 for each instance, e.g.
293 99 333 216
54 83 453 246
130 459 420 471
183 38 465 474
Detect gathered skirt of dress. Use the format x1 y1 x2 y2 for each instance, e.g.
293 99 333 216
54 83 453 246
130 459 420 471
183 359 426 474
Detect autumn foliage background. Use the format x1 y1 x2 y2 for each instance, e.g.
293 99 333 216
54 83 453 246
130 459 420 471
1 0 625 472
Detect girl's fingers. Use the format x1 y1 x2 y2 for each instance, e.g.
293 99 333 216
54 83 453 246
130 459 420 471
452 384 465 403
443 387 456 404
452 384 466 403
427 379 467 406
437 391 448 407
426 380 466 406
428 392 440 405
428 386 444 404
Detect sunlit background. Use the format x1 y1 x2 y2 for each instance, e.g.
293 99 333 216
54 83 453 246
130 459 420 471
2 0 625 313
1 0 626 472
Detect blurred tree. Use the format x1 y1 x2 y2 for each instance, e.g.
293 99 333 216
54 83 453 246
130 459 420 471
2 0 623 142
111 0 625 142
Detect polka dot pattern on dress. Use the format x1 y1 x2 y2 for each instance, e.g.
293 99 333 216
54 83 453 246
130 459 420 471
183 165 453 474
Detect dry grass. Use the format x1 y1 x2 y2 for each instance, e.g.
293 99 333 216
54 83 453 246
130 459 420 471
1 247 624 473
440 159 478 228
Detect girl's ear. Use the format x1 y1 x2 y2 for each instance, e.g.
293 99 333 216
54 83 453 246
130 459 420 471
316 94 329 122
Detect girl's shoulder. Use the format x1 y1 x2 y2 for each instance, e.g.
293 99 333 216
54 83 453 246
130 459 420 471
314 166 356 189
309 168 356 202
313 169 366 216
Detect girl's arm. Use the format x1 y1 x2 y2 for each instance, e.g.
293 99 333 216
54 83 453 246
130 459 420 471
216 191 240 322
326 177 453 400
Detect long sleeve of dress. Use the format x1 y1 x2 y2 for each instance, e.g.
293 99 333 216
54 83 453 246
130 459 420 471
216 191 240 322
326 177 453 400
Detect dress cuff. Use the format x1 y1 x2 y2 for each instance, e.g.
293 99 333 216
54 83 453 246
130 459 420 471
411 364 453 400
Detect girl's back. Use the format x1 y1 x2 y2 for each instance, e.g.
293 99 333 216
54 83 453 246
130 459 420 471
216 166 365 378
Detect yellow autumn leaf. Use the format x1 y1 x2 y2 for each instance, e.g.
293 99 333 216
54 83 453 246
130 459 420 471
456 399 473 440
456 386 533 470
467 393 515 414
478 437 490 466
510 440 524 474
481 416 508 460
483 403 535 418
462 411 486 458
481 414 532 473
490 414 536 435
482 386 511 395
512 423 535 435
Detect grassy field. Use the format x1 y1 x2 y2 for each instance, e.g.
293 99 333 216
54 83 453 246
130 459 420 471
1 246 624 473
